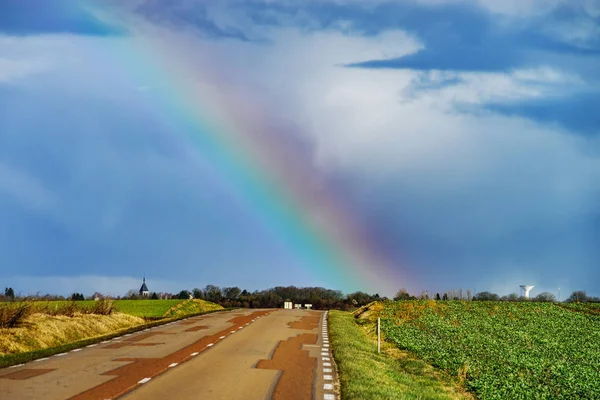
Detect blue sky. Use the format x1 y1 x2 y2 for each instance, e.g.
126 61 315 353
0 0 598 297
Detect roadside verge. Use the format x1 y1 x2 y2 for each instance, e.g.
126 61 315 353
328 310 471 400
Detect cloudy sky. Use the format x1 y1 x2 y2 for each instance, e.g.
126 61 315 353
0 0 598 298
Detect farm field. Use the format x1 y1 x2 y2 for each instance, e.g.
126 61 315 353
378 301 600 399
113 299 185 318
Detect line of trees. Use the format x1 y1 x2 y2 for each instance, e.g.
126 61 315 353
394 288 600 303
2 285 599 306
187 285 382 310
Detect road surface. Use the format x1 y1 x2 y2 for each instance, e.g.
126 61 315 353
0 309 337 400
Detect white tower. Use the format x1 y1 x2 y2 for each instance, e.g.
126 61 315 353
519 285 534 298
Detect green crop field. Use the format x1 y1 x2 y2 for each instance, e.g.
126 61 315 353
380 301 600 399
113 299 185 318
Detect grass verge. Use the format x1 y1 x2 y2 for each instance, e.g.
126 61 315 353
329 310 471 400
0 308 231 369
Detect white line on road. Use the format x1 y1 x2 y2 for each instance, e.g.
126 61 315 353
324 368 332 373
324 383 334 390
138 377 151 384
219 336 225 339
168 363 178 368
35 358 49 362
322 357 330 361
323 362 331 367
207 343 214 347
9 364 24 368
55 353 67 357
71 349 82 352
324 394 335 400
321 352 329 356
190 352 199 356
324 375 333 380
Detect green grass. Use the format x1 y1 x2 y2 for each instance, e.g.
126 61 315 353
162 299 224 318
113 299 185 318
381 301 600 399
329 310 469 400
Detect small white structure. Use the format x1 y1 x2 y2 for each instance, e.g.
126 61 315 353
294 304 302 309
520 285 534 298
284 301 293 309
304 304 313 309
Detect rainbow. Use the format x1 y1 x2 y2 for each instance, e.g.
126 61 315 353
90 5 407 294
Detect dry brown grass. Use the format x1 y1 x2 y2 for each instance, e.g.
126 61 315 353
0 302 33 328
0 312 144 355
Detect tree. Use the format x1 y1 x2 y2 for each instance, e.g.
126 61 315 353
473 291 499 301
178 290 191 299
535 292 556 302
192 288 203 299
435 293 441 301
394 288 411 301
506 293 519 302
442 293 448 301
567 291 588 303
126 289 139 299
4 287 15 300
223 287 241 300
71 293 84 301
151 292 159 300
204 285 222 302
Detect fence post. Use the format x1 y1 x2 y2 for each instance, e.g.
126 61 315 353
377 317 381 354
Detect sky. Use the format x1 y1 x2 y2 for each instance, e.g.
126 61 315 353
0 0 598 298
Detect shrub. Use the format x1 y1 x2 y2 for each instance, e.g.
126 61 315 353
0 302 32 328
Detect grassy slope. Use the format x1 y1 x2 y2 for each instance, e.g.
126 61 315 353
0 299 226 368
0 312 144 354
162 299 224 318
329 310 470 400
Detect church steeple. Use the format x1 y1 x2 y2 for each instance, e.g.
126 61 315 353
139 276 149 296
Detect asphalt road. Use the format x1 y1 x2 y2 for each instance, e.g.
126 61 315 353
0 309 337 400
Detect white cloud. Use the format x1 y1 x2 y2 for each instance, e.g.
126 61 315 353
201 26 600 240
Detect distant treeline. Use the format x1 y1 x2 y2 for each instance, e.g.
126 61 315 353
2 286 598 308
185 286 382 310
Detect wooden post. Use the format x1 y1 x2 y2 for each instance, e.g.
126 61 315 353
377 317 381 354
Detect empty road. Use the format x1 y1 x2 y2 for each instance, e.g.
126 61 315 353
0 309 337 400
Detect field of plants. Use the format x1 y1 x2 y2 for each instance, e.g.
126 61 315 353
113 299 185 318
380 301 600 399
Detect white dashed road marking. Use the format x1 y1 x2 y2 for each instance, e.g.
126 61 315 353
168 363 178 368
138 377 151 384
